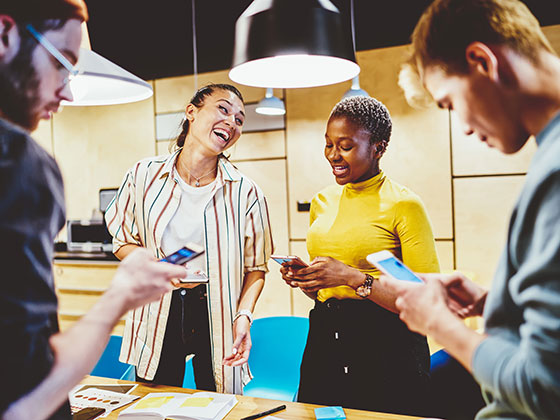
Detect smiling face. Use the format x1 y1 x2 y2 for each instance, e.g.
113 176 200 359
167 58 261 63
423 64 530 154
0 19 81 131
324 117 380 185
185 89 245 156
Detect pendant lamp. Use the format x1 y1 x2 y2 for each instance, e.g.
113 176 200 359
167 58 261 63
229 0 360 89
62 24 153 106
256 88 286 115
342 76 369 99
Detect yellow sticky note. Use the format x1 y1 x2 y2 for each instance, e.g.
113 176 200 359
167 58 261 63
135 396 175 409
180 397 213 408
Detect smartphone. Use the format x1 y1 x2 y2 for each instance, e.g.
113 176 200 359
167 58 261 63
270 255 308 269
366 250 423 283
160 243 204 265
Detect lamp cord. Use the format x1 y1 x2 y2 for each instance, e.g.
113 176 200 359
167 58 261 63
350 0 356 52
192 0 198 90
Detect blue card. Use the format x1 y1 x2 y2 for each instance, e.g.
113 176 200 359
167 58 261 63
314 406 346 420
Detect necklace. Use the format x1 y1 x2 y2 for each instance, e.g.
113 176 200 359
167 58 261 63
182 164 216 187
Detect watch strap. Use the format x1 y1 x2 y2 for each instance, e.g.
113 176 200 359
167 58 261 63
233 309 253 325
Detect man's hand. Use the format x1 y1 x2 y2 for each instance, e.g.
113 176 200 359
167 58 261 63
110 248 187 311
223 317 251 367
434 273 488 318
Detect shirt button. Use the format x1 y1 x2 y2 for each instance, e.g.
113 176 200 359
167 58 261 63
180 289 187 296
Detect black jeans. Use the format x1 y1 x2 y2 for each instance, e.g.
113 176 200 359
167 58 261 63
298 298 431 416
137 285 215 390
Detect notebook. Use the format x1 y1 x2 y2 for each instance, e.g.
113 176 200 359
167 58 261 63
117 392 237 420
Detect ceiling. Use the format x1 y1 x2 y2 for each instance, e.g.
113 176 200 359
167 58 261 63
86 0 560 82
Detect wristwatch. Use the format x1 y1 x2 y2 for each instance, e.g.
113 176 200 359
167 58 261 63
233 309 253 325
355 273 374 298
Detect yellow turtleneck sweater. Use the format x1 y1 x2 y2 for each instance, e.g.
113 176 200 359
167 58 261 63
307 171 440 302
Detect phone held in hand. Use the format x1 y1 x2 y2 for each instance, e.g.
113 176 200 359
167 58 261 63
271 255 309 269
160 243 204 265
366 250 423 283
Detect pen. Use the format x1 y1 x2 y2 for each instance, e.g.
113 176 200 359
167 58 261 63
240 404 286 420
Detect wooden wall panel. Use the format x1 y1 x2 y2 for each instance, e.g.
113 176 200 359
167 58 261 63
229 130 286 161
154 70 283 114
32 120 53 155
451 112 536 176
435 240 454 271
233 160 291 318
285 83 347 240
358 46 453 239
52 97 156 220
454 176 525 287
543 25 560 53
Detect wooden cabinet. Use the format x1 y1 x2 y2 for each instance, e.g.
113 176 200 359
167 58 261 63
53 260 124 335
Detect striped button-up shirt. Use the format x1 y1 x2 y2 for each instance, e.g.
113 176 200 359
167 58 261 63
105 150 273 393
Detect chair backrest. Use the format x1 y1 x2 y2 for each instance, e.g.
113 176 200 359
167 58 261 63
90 335 134 380
245 316 309 398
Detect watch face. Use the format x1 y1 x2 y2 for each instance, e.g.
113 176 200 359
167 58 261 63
356 286 370 298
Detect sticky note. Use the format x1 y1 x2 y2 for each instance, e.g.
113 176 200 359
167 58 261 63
180 397 213 408
134 396 174 409
314 406 346 420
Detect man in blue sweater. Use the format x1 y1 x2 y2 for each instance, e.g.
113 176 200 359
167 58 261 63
383 1 560 419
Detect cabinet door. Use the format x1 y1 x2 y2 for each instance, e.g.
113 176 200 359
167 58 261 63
54 262 124 335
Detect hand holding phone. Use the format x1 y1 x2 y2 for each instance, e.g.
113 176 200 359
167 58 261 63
366 250 423 283
160 243 204 265
160 244 208 283
271 255 309 269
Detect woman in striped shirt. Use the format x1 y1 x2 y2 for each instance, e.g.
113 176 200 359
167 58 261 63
105 84 273 394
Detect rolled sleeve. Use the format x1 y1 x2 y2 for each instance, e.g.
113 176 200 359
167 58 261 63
244 189 273 274
104 167 142 253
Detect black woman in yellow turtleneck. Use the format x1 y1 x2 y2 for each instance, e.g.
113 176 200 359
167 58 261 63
281 96 439 416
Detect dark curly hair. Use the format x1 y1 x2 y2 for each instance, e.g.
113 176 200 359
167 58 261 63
175 83 244 149
329 96 392 148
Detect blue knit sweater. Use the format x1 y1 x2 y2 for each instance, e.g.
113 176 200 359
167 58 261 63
473 112 560 420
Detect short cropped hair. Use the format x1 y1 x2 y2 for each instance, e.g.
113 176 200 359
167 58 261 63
398 0 555 108
412 0 554 74
329 96 392 146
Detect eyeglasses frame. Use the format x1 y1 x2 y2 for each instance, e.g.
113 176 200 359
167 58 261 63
26 24 80 85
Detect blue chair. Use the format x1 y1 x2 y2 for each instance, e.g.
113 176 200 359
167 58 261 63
243 316 309 401
90 335 135 381
182 357 196 389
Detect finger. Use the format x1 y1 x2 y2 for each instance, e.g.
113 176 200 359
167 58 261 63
159 261 189 278
379 275 407 294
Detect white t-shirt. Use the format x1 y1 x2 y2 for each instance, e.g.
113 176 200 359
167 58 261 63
161 175 216 280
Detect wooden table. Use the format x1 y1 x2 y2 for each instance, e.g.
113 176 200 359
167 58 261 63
82 376 422 419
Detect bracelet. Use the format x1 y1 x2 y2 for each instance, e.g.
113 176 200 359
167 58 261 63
233 309 253 325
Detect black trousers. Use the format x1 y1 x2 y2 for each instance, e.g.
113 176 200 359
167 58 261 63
137 285 215 391
298 298 431 416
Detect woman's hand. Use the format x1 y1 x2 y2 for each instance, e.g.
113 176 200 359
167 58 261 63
222 316 252 366
282 257 363 293
171 267 208 289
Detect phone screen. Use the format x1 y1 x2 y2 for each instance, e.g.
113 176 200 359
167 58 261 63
377 257 422 283
161 247 198 265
